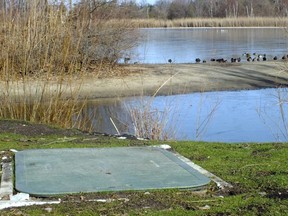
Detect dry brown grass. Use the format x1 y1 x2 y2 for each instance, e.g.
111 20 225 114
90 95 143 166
126 98 175 140
126 17 288 28
124 74 179 140
0 1 137 130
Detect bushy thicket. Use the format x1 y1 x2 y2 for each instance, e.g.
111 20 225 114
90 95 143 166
0 0 138 79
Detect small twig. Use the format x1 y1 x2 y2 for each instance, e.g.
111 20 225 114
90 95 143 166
186 199 221 203
240 163 268 169
43 137 76 146
110 117 120 135
152 72 179 97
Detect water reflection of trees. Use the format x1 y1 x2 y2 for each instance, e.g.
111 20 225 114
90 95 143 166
75 97 177 140
77 99 133 135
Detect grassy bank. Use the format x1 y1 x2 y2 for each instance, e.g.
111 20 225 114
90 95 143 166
127 17 288 28
0 120 287 215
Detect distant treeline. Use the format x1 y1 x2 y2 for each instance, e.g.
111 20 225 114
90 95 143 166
2 1 288 20
136 0 288 19
119 0 288 20
101 0 288 20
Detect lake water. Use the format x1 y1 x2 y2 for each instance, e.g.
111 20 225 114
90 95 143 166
133 28 288 64
85 28 288 143
85 88 288 143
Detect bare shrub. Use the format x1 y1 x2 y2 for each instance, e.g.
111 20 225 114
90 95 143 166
124 74 179 140
0 0 139 129
126 97 176 140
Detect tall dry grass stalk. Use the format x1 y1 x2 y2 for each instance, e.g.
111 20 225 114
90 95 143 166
125 74 178 140
275 81 288 142
194 94 221 141
126 17 288 28
275 89 288 140
256 62 288 142
256 88 288 142
0 1 138 130
126 97 176 140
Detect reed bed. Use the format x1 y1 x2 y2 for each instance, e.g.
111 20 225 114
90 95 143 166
0 68 91 130
0 1 137 131
0 1 87 130
127 17 288 28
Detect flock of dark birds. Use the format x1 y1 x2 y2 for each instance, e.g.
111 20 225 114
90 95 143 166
167 53 288 64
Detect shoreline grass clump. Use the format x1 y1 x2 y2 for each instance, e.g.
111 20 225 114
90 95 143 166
124 74 179 140
126 97 174 140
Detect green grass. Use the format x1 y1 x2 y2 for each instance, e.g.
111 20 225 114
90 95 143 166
0 122 287 215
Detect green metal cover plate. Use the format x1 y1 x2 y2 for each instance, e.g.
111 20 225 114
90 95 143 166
15 147 210 196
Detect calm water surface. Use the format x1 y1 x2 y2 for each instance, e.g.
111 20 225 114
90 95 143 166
84 28 288 143
85 88 288 143
133 28 288 63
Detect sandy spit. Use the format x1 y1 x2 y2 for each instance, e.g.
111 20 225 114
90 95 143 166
78 61 288 99
2 61 288 100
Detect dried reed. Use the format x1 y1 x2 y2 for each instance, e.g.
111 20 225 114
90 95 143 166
0 1 137 130
126 98 175 140
125 74 179 140
125 17 288 28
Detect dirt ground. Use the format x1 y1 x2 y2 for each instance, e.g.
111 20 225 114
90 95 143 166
0 119 82 136
76 61 288 99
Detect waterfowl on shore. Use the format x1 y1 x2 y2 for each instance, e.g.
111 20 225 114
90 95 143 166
124 57 130 64
282 55 288 60
243 52 251 58
195 58 201 63
231 57 241 63
216 58 226 63
204 52 288 65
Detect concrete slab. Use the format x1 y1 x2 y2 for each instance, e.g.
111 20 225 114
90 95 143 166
15 146 211 197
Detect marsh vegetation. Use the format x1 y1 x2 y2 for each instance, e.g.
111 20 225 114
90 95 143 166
130 17 288 28
0 0 138 130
